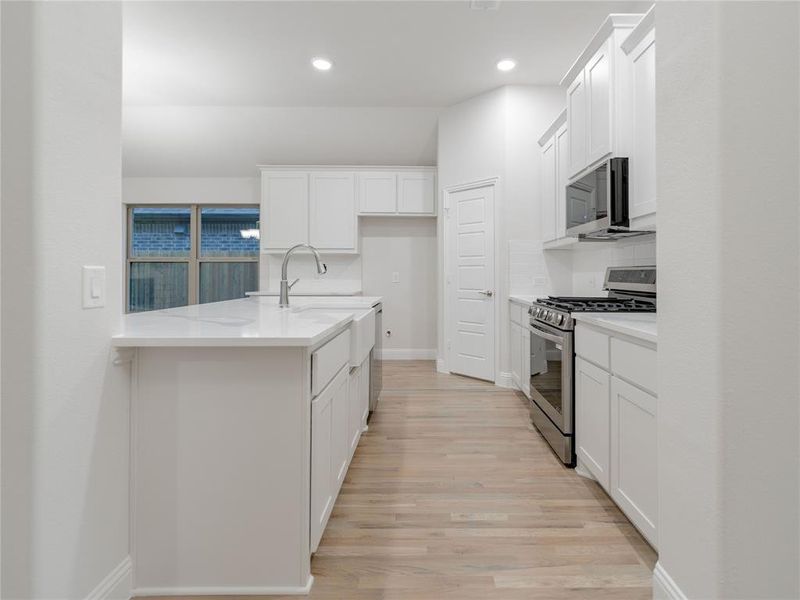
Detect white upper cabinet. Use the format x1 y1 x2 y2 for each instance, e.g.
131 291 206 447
555 122 569 239
561 14 643 179
541 136 557 242
359 171 397 214
261 166 435 253
586 39 613 164
566 72 587 178
261 171 309 251
357 169 436 217
310 171 357 251
538 110 568 243
398 171 436 215
623 10 657 222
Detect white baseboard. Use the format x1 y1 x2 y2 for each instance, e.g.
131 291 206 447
436 358 447 373
652 562 687 600
379 348 437 360
495 371 516 389
86 556 132 600
574 459 595 481
134 575 314 597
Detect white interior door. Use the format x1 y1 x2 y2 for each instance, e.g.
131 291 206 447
448 184 495 382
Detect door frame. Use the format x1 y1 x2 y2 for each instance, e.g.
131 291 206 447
442 177 500 383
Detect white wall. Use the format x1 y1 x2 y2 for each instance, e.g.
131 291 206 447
655 3 799 598
361 218 437 359
123 106 440 177
436 86 564 379
123 176 259 204
1 3 131 599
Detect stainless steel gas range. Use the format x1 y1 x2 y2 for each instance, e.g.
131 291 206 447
527 266 657 466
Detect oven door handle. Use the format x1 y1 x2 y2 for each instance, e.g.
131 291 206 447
528 323 567 345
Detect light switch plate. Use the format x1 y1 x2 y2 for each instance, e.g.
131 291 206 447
82 266 105 309
391 272 400 283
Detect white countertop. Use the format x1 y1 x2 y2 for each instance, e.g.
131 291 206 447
509 294 537 305
572 313 657 344
113 296 382 348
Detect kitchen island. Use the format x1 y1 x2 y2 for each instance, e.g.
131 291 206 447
114 296 380 596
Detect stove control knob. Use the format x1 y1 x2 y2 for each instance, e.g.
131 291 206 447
542 310 549 319
556 314 564 325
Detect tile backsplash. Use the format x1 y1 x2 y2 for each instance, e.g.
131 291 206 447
508 239 573 297
571 235 656 295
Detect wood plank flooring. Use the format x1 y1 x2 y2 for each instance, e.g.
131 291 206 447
150 360 656 600
287 360 656 599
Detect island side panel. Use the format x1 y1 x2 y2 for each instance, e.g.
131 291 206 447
131 346 312 594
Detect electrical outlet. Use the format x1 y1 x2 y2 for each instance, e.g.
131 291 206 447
391 272 400 283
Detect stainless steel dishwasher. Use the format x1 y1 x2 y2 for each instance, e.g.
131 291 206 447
369 303 383 415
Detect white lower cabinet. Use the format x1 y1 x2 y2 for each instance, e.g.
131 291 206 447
575 357 611 490
521 328 531 397
330 366 350 493
610 375 658 548
575 321 658 549
508 303 531 399
311 354 371 553
348 358 370 459
310 366 343 552
510 321 522 388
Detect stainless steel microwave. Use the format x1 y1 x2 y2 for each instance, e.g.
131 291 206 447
565 158 651 240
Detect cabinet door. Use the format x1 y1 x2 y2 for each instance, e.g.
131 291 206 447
521 326 531 398
310 376 334 552
510 322 522 389
360 357 370 426
330 366 350 494
540 136 557 242
261 171 309 250
629 29 657 220
398 171 435 214
566 72 587 177
309 172 357 251
348 366 362 458
359 172 397 214
555 123 569 239
610 375 658 548
586 39 613 165
575 357 610 490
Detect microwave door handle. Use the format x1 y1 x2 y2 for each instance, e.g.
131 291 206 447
529 323 566 345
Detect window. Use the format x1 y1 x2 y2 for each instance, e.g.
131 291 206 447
127 205 259 313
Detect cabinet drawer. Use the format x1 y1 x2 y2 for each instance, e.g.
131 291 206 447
509 302 524 326
611 337 657 395
312 329 352 396
575 323 609 369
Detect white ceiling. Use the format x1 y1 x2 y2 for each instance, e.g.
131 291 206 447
123 0 653 108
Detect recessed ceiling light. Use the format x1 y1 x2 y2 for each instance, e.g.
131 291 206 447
312 57 333 71
496 59 516 72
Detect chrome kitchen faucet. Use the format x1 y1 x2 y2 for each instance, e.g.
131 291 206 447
279 243 327 307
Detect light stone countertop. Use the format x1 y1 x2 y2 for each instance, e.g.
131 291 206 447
509 294 537 306
572 312 657 344
113 296 382 348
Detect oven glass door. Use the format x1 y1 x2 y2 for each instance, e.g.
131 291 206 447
529 322 573 434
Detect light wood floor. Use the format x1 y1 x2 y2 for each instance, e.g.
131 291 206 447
283 360 656 599
157 360 656 600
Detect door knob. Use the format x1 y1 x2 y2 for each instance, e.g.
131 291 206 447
478 290 494 297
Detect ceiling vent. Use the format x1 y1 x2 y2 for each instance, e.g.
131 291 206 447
470 0 501 10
